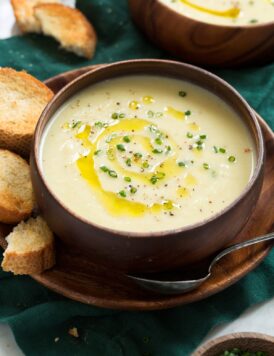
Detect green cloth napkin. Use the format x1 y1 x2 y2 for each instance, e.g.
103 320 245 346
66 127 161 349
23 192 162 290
0 0 273 355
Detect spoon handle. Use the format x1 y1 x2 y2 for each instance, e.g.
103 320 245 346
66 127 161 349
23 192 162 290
210 232 274 268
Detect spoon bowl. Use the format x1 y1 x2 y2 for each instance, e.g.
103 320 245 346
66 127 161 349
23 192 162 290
128 232 274 294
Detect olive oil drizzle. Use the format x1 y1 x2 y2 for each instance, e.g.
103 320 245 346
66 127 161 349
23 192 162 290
179 0 240 18
75 118 182 217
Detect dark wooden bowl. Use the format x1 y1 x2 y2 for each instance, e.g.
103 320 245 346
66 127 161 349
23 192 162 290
128 0 274 68
193 332 274 356
30 59 264 273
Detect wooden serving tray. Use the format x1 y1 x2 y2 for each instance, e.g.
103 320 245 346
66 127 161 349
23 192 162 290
0 66 273 311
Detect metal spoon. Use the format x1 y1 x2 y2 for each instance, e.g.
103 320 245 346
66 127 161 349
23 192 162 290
128 232 274 295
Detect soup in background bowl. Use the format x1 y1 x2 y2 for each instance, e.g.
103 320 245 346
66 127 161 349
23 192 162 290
31 59 264 273
160 0 274 26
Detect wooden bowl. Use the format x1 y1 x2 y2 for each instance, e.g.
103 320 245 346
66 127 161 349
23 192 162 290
193 332 274 355
128 0 274 68
30 59 264 273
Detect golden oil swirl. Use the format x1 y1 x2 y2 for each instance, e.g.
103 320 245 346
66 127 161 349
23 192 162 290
180 0 240 18
73 117 189 217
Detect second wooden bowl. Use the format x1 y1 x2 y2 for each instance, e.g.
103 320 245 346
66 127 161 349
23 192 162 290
128 0 274 68
193 332 274 356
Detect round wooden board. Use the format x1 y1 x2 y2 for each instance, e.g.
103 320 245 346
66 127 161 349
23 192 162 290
0 65 273 311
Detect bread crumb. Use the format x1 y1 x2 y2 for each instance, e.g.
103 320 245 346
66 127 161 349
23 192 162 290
68 327 79 338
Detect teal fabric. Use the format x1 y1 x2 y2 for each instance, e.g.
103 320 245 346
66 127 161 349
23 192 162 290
0 0 273 355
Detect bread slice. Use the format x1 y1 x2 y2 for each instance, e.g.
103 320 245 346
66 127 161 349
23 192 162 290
0 67 53 157
0 150 35 224
1 216 55 275
34 3 97 59
11 0 60 33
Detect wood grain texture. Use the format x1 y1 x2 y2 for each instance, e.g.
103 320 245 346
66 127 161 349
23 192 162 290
193 332 274 356
0 66 273 310
128 0 274 68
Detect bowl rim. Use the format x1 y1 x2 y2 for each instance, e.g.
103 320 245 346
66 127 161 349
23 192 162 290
33 58 264 238
192 332 274 355
154 0 274 29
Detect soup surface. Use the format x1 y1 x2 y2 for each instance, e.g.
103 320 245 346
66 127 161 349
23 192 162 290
41 75 255 233
160 0 274 25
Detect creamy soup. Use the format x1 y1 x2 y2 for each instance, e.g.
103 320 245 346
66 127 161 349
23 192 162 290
40 75 255 233
161 0 274 26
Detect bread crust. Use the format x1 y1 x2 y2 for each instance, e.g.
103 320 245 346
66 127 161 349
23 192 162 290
0 67 53 156
11 0 60 33
0 149 34 223
34 3 97 59
2 242 55 275
1 216 55 275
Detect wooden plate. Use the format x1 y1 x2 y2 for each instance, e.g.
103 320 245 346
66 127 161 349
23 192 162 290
0 66 273 311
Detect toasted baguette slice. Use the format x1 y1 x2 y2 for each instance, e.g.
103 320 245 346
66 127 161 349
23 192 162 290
0 67 53 156
2 216 55 275
0 150 34 224
34 3 97 59
11 0 60 33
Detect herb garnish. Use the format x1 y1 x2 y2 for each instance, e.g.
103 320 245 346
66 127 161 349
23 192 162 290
116 144 126 152
178 91 187 97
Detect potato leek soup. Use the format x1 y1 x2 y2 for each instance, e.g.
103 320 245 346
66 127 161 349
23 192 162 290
161 0 274 26
40 75 255 233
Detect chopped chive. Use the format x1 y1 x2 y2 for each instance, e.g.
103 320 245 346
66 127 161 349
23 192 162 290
94 149 102 156
200 134 207 139
186 132 193 138
119 113 125 118
179 90 187 97
155 137 162 145
100 166 109 173
108 170 118 178
111 113 119 119
118 190 127 198
178 161 186 167
134 152 142 159
123 136 131 143
95 121 103 128
185 110 191 116
219 147 226 153
147 110 154 118
228 156 236 162
72 121 82 128
196 145 203 150
142 161 149 168
126 158 132 167
249 18 258 23
203 163 209 170
116 144 126 152
196 140 203 146
152 148 163 154
150 175 158 184
130 186 137 194
213 146 218 153
165 145 171 154
156 172 165 179
124 176 131 182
